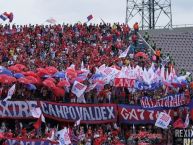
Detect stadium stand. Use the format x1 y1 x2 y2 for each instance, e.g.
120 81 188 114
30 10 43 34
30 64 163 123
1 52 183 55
0 23 192 145
140 27 193 76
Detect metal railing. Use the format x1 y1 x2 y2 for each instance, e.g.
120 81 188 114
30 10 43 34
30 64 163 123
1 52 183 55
137 32 163 61
140 24 193 30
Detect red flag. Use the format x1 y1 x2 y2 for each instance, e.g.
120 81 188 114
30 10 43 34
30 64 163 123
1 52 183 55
173 118 184 129
87 15 93 21
33 117 42 129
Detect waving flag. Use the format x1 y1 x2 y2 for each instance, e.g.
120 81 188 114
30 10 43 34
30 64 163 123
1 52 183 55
0 14 7 21
184 114 189 128
4 12 13 22
119 46 130 58
71 81 87 97
3 84 16 101
33 117 42 129
46 18 57 24
155 112 171 129
0 12 13 22
87 14 93 21
86 83 97 92
173 118 184 129
56 128 71 145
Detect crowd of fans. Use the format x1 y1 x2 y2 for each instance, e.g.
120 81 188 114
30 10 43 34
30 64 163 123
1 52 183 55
0 22 192 144
0 120 176 145
0 23 191 104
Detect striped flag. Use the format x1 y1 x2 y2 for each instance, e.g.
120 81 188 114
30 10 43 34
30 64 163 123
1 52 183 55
0 12 14 22
0 14 7 21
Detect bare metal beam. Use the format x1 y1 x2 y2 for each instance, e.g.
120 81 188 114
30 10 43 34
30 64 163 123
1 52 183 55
126 0 172 29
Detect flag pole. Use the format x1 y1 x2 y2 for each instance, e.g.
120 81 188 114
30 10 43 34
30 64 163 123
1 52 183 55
100 18 106 25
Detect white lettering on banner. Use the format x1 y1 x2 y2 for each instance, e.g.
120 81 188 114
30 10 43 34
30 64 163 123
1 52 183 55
107 107 115 119
120 107 173 123
40 101 48 114
48 104 57 117
149 110 154 120
83 108 90 120
55 105 65 119
69 107 76 120
0 103 12 117
63 106 69 118
0 101 37 118
141 93 187 108
75 107 83 119
88 107 95 120
121 108 129 120
94 107 102 120
137 109 145 120
101 107 107 120
40 102 116 122
129 109 139 120
18 102 29 117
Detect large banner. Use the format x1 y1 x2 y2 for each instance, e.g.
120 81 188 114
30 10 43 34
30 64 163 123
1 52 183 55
5 138 58 145
140 93 188 108
0 101 37 118
118 105 174 124
40 101 117 124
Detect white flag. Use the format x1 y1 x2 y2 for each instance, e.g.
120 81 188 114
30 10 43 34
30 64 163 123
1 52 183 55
132 124 136 134
47 129 55 141
71 81 87 97
74 118 81 127
56 128 71 145
46 18 56 24
31 107 42 118
3 84 16 101
113 123 119 129
81 61 84 69
155 112 171 129
119 46 130 58
41 114 46 123
184 114 189 128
